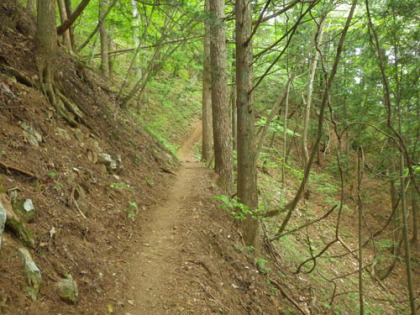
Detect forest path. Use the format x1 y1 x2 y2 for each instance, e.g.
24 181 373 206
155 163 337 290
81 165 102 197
124 120 216 314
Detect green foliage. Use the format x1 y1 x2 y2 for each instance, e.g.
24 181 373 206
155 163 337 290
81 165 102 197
144 177 154 187
123 201 138 221
214 195 264 221
110 182 134 190
256 257 271 274
256 117 301 137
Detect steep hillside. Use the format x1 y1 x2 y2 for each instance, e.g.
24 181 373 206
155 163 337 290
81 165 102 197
0 2 178 313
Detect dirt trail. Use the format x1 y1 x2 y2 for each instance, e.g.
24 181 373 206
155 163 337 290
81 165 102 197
124 121 215 314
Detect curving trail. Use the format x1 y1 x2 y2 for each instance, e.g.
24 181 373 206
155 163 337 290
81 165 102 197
124 121 215 314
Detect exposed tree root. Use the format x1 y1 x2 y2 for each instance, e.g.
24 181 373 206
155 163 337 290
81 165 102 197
0 160 36 179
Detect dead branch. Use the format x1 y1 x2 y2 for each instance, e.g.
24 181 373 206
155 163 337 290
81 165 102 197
0 64 34 87
187 260 212 276
69 185 87 219
270 205 337 240
268 278 309 315
88 35 203 58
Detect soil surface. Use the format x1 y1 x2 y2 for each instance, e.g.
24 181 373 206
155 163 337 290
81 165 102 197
124 120 212 313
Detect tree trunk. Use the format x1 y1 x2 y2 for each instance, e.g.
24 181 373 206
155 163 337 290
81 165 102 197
302 17 326 167
108 26 115 79
281 82 291 187
99 0 109 78
209 0 234 193
57 0 72 49
130 0 141 78
357 148 365 315
202 0 213 162
236 0 258 245
231 47 237 152
412 187 419 245
64 0 75 47
26 0 35 16
37 0 57 103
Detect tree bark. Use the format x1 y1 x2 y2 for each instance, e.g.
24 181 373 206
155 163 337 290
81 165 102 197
302 16 326 167
357 148 365 315
209 0 234 193
99 0 110 78
412 188 419 245
57 0 72 49
236 0 258 245
37 0 57 103
64 0 75 47
202 0 213 162
26 0 35 16
108 26 115 79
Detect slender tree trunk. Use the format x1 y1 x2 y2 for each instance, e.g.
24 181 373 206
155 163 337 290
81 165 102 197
236 0 258 245
412 188 419 245
130 0 141 77
108 26 115 79
37 0 57 103
357 148 365 315
57 0 72 49
390 175 400 254
281 82 291 188
87 35 99 66
99 0 109 78
399 152 416 313
231 46 237 152
302 17 326 167
202 0 213 162
64 0 75 47
209 0 234 193
27 0 35 16
231 85 237 152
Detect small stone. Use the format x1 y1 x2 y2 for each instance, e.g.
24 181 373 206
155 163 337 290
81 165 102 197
57 275 78 304
18 248 42 301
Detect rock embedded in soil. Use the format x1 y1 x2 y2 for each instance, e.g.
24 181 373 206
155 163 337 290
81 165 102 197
57 275 78 304
12 198 36 222
0 193 35 247
19 121 42 147
18 247 42 301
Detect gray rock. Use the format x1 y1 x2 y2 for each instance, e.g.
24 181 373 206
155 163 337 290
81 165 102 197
57 275 78 304
0 200 6 249
12 198 36 222
97 153 122 173
18 248 42 301
55 128 71 140
1 193 34 247
20 121 42 147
